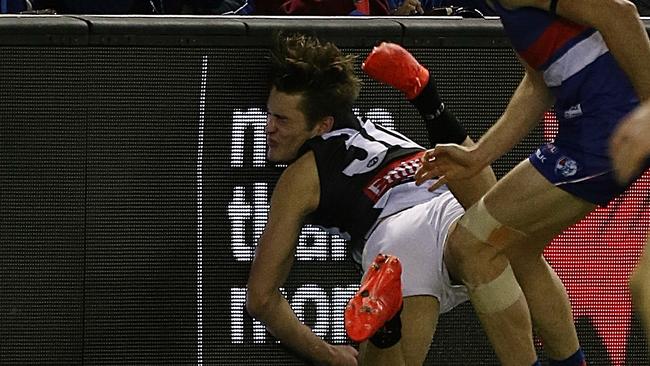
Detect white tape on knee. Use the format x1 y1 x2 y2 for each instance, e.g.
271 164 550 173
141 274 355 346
470 264 523 314
459 197 522 247
460 197 500 243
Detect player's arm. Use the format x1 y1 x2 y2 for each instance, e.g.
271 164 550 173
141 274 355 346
416 61 553 187
246 152 357 366
471 61 554 168
503 0 650 101
450 137 497 208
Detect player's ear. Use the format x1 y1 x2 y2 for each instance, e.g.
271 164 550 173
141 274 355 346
315 116 334 135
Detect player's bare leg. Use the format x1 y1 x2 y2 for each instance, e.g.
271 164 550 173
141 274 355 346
347 254 441 366
445 160 594 365
446 223 537 365
506 234 581 360
630 235 650 350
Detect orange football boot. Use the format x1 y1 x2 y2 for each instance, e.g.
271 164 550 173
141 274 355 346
344 254 403 343
362 42 430 100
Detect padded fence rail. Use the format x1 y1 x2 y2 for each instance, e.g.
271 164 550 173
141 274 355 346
1 16 649 365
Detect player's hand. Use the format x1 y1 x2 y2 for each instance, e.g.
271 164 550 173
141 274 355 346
610 102 650 184
415 143 485 191
391 0 424 15
317 345 359 366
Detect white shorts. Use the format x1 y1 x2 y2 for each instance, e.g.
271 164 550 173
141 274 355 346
362 190 469 314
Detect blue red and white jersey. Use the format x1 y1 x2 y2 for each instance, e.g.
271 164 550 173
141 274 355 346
472 0 638 121
465 0 644 204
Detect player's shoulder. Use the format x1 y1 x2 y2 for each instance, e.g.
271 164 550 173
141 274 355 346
286 150 317 175
276 150 321 213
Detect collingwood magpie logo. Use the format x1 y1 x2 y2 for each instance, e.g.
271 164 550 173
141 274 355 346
367 156 379 168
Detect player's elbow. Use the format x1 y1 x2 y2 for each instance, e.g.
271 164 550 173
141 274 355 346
613 0 638 18
599 0 639 27
245 286 273 320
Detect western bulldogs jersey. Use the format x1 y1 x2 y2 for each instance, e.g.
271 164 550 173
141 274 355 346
300 118 448 261
467 0 643 205
473 0 638 129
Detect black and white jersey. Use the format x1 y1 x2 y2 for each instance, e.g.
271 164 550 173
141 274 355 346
301 118 449 262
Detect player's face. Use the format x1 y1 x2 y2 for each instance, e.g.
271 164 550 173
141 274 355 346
265 87 322 163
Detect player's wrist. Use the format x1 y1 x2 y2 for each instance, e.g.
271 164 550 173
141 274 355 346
471 142 494 168
311 343 337 366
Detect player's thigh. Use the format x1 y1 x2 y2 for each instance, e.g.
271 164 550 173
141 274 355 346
360 295 440 366
484 159 595 237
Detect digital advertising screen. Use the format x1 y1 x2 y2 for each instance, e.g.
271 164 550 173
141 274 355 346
1 18 648 365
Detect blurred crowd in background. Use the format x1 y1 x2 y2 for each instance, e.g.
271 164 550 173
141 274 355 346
2 0 650 16
0 0 480 16
2 0 645 16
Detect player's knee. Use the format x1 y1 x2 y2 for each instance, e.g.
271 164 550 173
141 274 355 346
459 197 524 248
444 225 492 281
446 197 524 276
446 230 524 314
